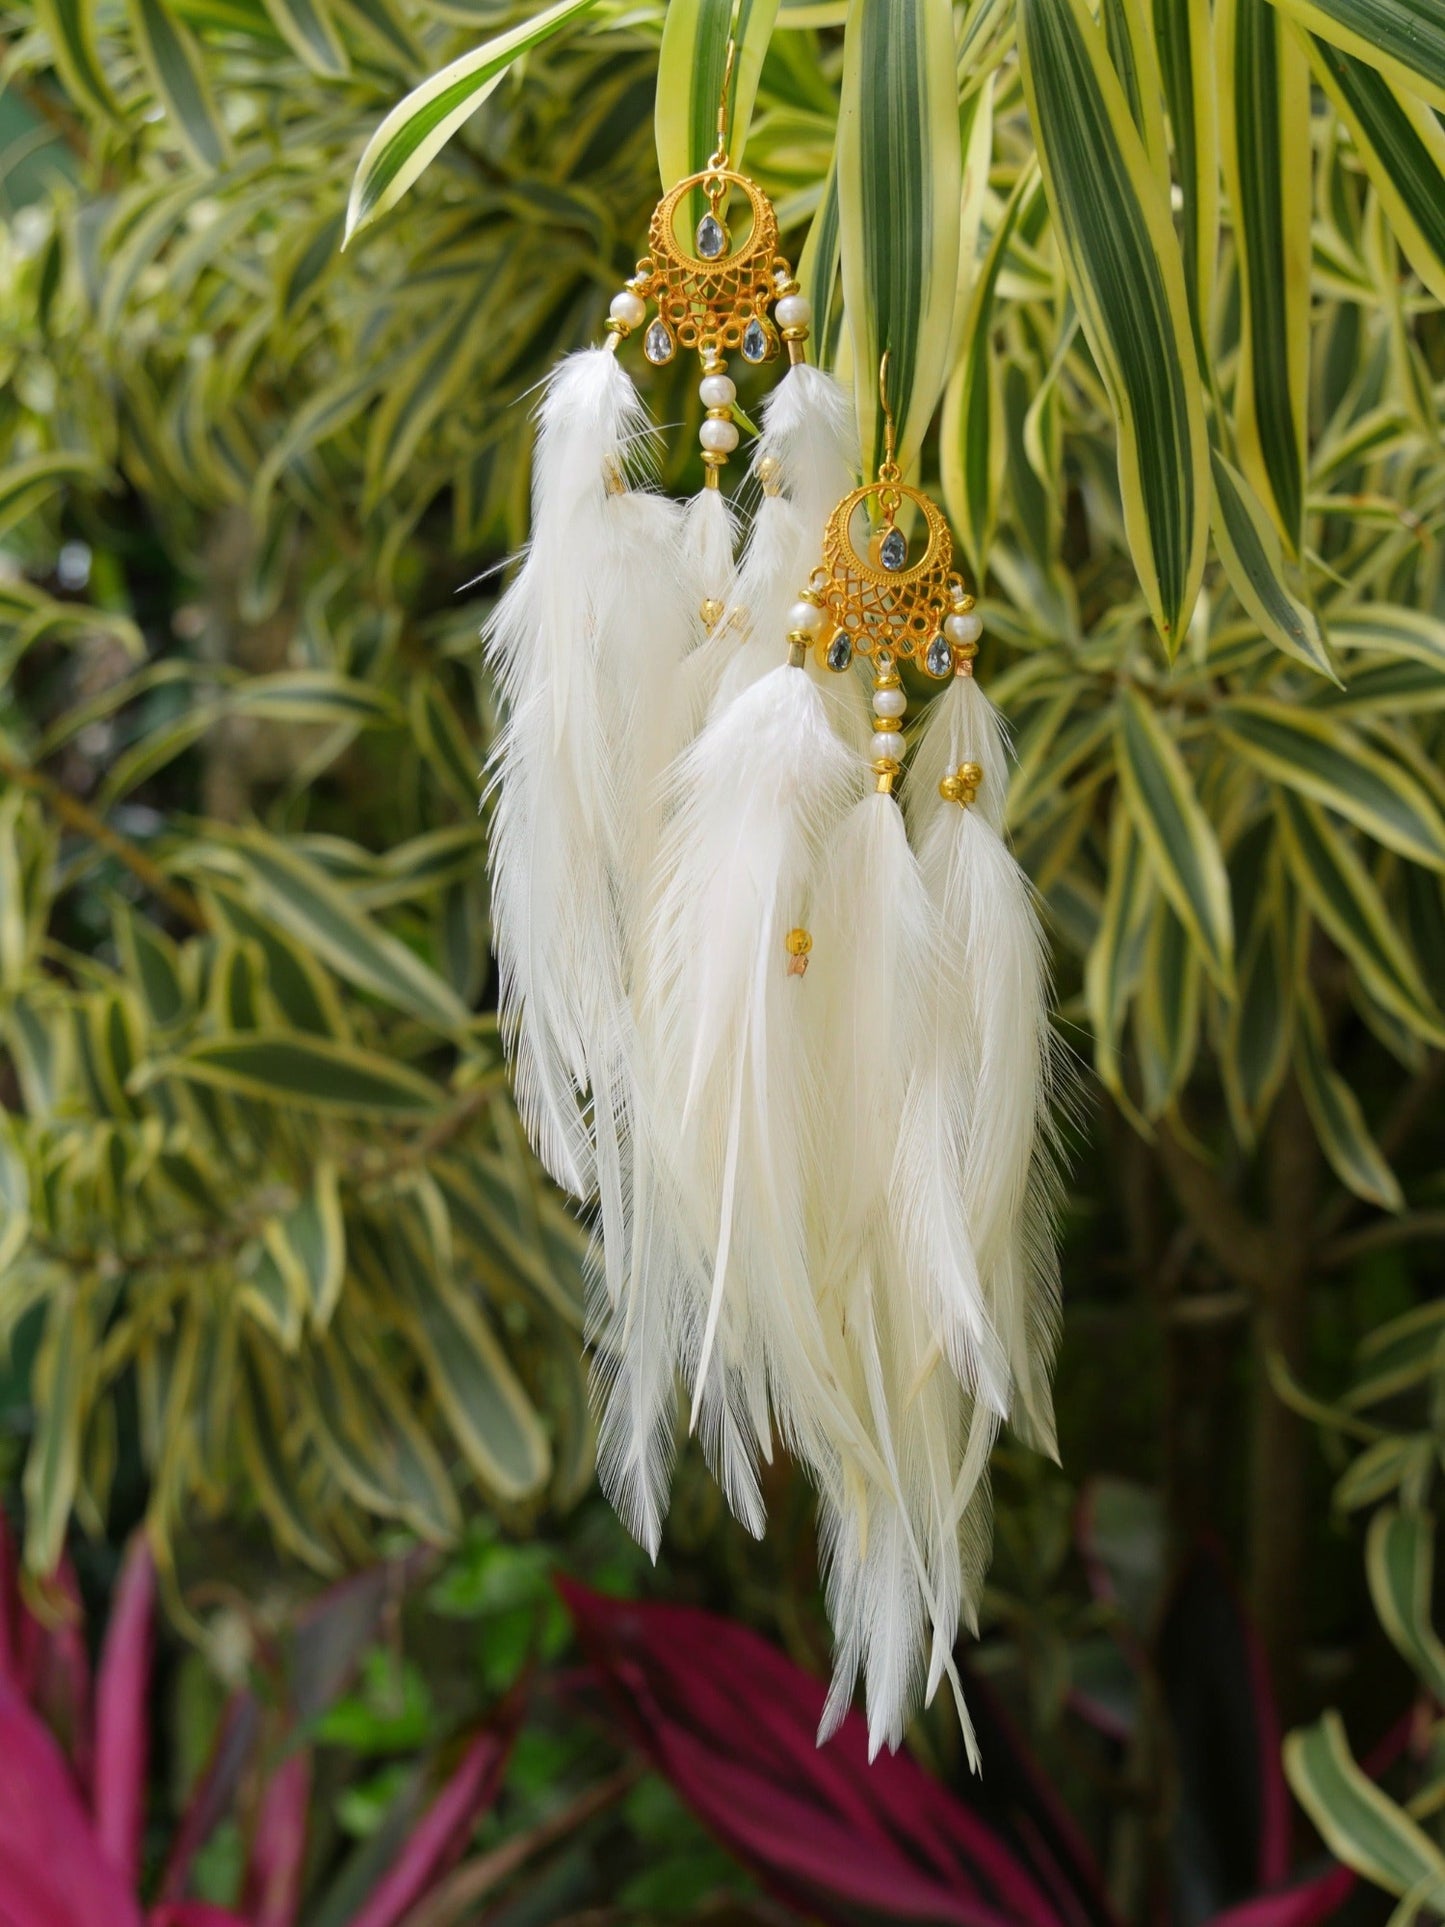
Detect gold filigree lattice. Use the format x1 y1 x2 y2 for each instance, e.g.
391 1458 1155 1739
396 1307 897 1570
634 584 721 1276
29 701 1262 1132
636 168 783 357
814 482 958 668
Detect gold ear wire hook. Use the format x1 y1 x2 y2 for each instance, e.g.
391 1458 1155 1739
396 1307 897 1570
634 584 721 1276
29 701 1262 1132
878 349 899 481
709 38 737 170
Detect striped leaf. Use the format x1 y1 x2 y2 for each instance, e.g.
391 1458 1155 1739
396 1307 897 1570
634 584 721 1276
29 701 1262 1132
21 1292 88 1575
1211 448 1334 677
34 0 118 116
1134 898 1201 1115
1330 605 1445 670
1102 0 1169 181
1267 0 1445 110
1294 988 1403 1210
796 157 843 367
1285 1711 1445 1900
1275 791 1445 1043
307 1327 461 1542
1348 1303 1445 1410
344 0 600 242
1019 0 1208 648
263 1159 346 1327
941 168 1039 582
838 0 962 475
1084 800 1156 1101
1152 0 1218 357
1217 0 1311 551
365 302 479 505
0 452 104 542
1309 38 1445 305
656 0 780 213
124 0 232 170
1220 698 1445 870
1224 884 1292 1137
213 831 470 1031
1367 1509 1445 1703
152 1033 445 1115
258 0 348 75
238 1340 340 1573
1115 687 1234 987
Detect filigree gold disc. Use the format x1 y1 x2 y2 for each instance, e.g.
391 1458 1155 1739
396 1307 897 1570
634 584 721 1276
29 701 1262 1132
637 167 782 356
814 481 956 667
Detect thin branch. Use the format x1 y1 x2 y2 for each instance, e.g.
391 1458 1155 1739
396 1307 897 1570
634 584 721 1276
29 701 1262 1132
0 746 207 931
1322 1210 1445 1270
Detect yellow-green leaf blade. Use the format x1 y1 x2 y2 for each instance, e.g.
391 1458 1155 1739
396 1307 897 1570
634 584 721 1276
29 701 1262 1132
656 0 780 195
1115 687 1234 988
151 1033 446 1115
1210 447 1334 678
838 0 962 475
124 0 233 171
1268 0 1445 110
1018 0 1208 647
258 0 349 75
1285 1710 1445 1900
1294 990 1403 1210
344 0 601 243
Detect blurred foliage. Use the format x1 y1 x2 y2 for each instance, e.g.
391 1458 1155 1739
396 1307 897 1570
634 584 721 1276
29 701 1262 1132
0 0 1443 1911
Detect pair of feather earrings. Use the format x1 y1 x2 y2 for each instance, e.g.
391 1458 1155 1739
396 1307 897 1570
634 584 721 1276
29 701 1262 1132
483 87 1065 1764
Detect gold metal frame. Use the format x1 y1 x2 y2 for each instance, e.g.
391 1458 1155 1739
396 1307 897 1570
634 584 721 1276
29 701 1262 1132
634 167 783 358
813 480 960 669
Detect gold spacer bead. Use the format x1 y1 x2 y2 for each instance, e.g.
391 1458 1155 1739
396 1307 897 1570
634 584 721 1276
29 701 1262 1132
779 324 810 343
604 317 631 339
955 639 979 662
871 715 901 732
875 767 897 795
700 598 724 630
757 453 782 495
939 775 964 803
705 405 734 421
959 762 983 786
785 927 812 957
952 594 976 613
873 672 901 691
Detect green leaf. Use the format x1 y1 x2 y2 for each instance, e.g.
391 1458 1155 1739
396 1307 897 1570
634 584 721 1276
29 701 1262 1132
306 1328 461 1542
22 1292 88 1576
1294 989 1404 1210
265 1159 346 1326
1275 791 1445 1043
1084 799 1156 1102
113 902 187 1030
408 676 481 814
1151 0 1218 357
1285 1711 1445 1900
838 0 962 475
1223 887 1292 1136
210 832 471 1032
238 1340 340 1573
124 0 233 170
258 0 348 75
230 671 401 728
151 1033 445 1115
343 0 602 242
204 885 349 1037
941 168 1039 582
1218 0 1312 551
1210 448 1335 678
1268 0 1445 111
0 453 104 542
34 0 118 116
1220 698 1445 871
1134 898 1201 1115
1019 0 1208 647
1309 39 1445 305
1115 688 1234 988
1348 1301 1445 1408
376 1216 551 1502
1366 1508 1445 1703
1330 605 1445 671
656 0 781 211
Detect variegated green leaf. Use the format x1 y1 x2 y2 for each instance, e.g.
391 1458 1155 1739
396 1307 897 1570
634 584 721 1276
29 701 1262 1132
344 0 601 241
1294 988 1403 1210
22 1291 88 1575
258 0 348 76
656 0 780 210
1224 885 1292 1136
238 1340 341 1573
1218 0 1311 551
1210 448 1334 678
838 0 961 475
264 1158 346 1326
1285 1711 1445 1900
1115 687 1234 987
1366 1508 1445 1702
1019 0 1208 646
1085 799 1156 1101
150 1033 445 1115
34 0 118 116
1308 39 1445 305
125 0 232 170
1102 0 1169 181
1330 605 1445 670
1268 0 1445 110
1275 791 1445 1043
1134 898 1201 1115
1348 1302 1445 1409
1221 698 1445 871
1152 0 1217 357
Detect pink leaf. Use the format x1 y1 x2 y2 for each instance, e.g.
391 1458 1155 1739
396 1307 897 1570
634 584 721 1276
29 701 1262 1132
241 1748 312 1927
345 1721 516 1927
94 1533 157 1889
158 1694 261 1903
0 1678 143 1927
1203 1864 1355 1927
558 1579 1067 1927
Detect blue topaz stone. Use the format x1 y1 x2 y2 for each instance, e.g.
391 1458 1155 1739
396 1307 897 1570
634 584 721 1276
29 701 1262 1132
696 212 728 259
825 632 854 672
879 526 908 571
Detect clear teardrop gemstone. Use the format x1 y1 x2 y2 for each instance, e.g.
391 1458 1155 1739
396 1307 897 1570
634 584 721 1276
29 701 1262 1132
742 316 769 363
643 318 675 365
925 633 953 678
696 212 728 259
825 632 853 672
879 526 908 571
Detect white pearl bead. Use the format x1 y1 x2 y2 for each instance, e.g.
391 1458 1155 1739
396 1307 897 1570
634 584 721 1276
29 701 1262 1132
774 293 811 330
609 289 646 328
700 418 740 453
872 730 905 762
872 686 906 717
699 373 736 408
945 610 983 644
788 599 825 635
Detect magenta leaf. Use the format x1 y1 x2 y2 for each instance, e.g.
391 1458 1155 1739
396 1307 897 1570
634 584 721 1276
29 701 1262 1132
241 1747 313 1927
149 1903 254 1926
558 1578 1068 1927
158 1693 262 1903
0 1678 143 1927
345 1719 517 1927
1202 1863 1356 1927
94 1532 157 1890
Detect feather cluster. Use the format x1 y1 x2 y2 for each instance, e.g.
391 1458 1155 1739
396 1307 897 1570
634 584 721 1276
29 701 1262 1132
484 348 1066 1763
